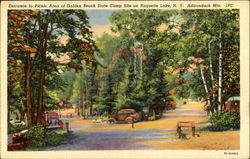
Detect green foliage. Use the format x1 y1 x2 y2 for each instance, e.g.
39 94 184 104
143 69 168 111
208 110 240 131
25 124 47 147
89 9 240 116
222 46 240 101
97 74 116 114
115 67 130 109
8 9 240 127
59 70 76 100
70 72 83 104
8 124 27 134
25 124 73 148
95 33 122 67
8 9 98 127
45 130 73 147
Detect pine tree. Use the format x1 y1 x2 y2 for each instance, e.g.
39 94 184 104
97 74 116 114
115 67 130 110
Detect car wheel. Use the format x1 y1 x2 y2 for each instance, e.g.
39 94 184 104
108 119 115 124
125 117 133 124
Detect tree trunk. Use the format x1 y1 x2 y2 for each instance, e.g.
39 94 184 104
37 23 48 124
77 107 80 116
30 88 36 125
24 27 36 128
200 68 210 105
7 88 11 123
134 49 137 82
218 32 222 111
140 45 143 80
19 107 25 121
90 98 93 116
85 80 88 117
37 68 46 123
80 85 85 118
16 112 19 120
25 59 34 128
208 40 215 112
24 20 37 127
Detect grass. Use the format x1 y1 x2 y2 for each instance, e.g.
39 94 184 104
25 130 74 151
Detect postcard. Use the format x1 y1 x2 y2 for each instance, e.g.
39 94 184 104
1 1 249 159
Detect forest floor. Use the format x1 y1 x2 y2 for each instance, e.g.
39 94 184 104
44 102 239 150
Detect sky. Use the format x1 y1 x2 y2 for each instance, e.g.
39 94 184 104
85 10 117 37
58 10 117 62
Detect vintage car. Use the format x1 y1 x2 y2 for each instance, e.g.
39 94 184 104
45 112 64 129
165 99 176 110
224 96 240 113
108 109 141 123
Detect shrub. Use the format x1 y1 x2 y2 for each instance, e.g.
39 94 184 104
25 123 73 148
46 130 73 146
24 124 47 147
8 124 27 134
208 110 240 131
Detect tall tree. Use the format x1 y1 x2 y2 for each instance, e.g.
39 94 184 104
97 74 116 114
8 10 98 127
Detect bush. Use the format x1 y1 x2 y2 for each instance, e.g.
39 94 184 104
8 124 27 134
208 110 240 131
46 130 73 146
24 124 47 147
25 124 73 148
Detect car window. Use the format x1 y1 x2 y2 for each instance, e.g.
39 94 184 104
48 115 59 118
118 110 132 114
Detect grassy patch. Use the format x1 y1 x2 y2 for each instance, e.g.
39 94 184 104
8 124 27 134
25 124 74 151
199 125 239 132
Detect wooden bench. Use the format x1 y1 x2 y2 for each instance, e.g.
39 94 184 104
176 121 195 138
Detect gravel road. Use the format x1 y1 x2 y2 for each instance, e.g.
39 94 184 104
44 129 176 150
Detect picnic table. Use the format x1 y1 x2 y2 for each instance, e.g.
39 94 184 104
176 121 195 139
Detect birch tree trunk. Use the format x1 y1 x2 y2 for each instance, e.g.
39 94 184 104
218 32 222 111
140 45 143 80
134 50 137 81
200 68 210 106
208 40 215 111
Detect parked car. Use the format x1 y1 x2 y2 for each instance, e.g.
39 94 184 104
165 99 176 110
45 112 63 129
224 96 240 113
108 109 141 123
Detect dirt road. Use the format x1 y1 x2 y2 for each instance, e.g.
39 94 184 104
44 102 239 150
